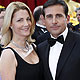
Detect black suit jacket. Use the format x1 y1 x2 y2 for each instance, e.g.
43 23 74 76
37 30 80 80
32 25 46 40
73 24 80 33
36 32 50 45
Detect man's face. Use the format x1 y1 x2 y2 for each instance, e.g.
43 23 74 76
0 11 5 30
76 10 80 23
44 4 69 38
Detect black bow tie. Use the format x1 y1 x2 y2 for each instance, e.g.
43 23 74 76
48 35 64 47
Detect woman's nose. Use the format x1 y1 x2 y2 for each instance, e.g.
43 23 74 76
24 20 28 26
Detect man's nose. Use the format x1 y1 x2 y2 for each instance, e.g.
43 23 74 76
52 17 57 24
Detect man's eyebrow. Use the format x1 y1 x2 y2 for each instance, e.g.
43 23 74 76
46 14 53 17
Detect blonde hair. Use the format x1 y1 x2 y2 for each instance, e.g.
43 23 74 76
1 1 35 47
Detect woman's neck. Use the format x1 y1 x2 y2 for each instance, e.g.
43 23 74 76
11 38 27 48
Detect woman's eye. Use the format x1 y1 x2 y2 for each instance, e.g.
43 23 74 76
17 18 23 22
26 17 31 21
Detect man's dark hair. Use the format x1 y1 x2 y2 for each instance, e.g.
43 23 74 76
43 0 68 18
0 8 6 13
33 7 43 22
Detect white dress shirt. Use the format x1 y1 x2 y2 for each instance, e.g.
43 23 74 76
36 23 47 33
49 27 68 80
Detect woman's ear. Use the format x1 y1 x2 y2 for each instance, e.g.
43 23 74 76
10 24 13 29
10 26 13 29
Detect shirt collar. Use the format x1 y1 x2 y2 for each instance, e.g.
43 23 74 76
36 23 46 28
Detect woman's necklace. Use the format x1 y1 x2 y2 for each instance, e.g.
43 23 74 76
11 40 34 58
11 40 29 52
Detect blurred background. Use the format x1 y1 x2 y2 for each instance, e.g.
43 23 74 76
0 0 80 26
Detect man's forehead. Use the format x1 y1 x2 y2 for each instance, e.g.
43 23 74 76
44 5 64 14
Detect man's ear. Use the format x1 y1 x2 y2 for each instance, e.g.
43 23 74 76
40 14 45 26
66 15 70 24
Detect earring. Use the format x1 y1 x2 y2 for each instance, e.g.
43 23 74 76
10 26 13 29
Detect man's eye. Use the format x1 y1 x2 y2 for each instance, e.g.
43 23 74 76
46 15 53 18
56 14 63 18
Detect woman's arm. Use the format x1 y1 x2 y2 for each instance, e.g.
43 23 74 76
0 49 17 80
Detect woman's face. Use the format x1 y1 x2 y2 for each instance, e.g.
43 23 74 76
11 9 32 38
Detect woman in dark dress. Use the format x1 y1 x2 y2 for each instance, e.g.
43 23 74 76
0 2 44 80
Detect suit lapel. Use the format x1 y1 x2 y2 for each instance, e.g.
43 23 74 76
43 41 53 80
55 30 76 79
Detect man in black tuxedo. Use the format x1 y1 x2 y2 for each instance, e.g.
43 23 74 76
37 0 80 80
32 6 48 42
73 7 80 33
